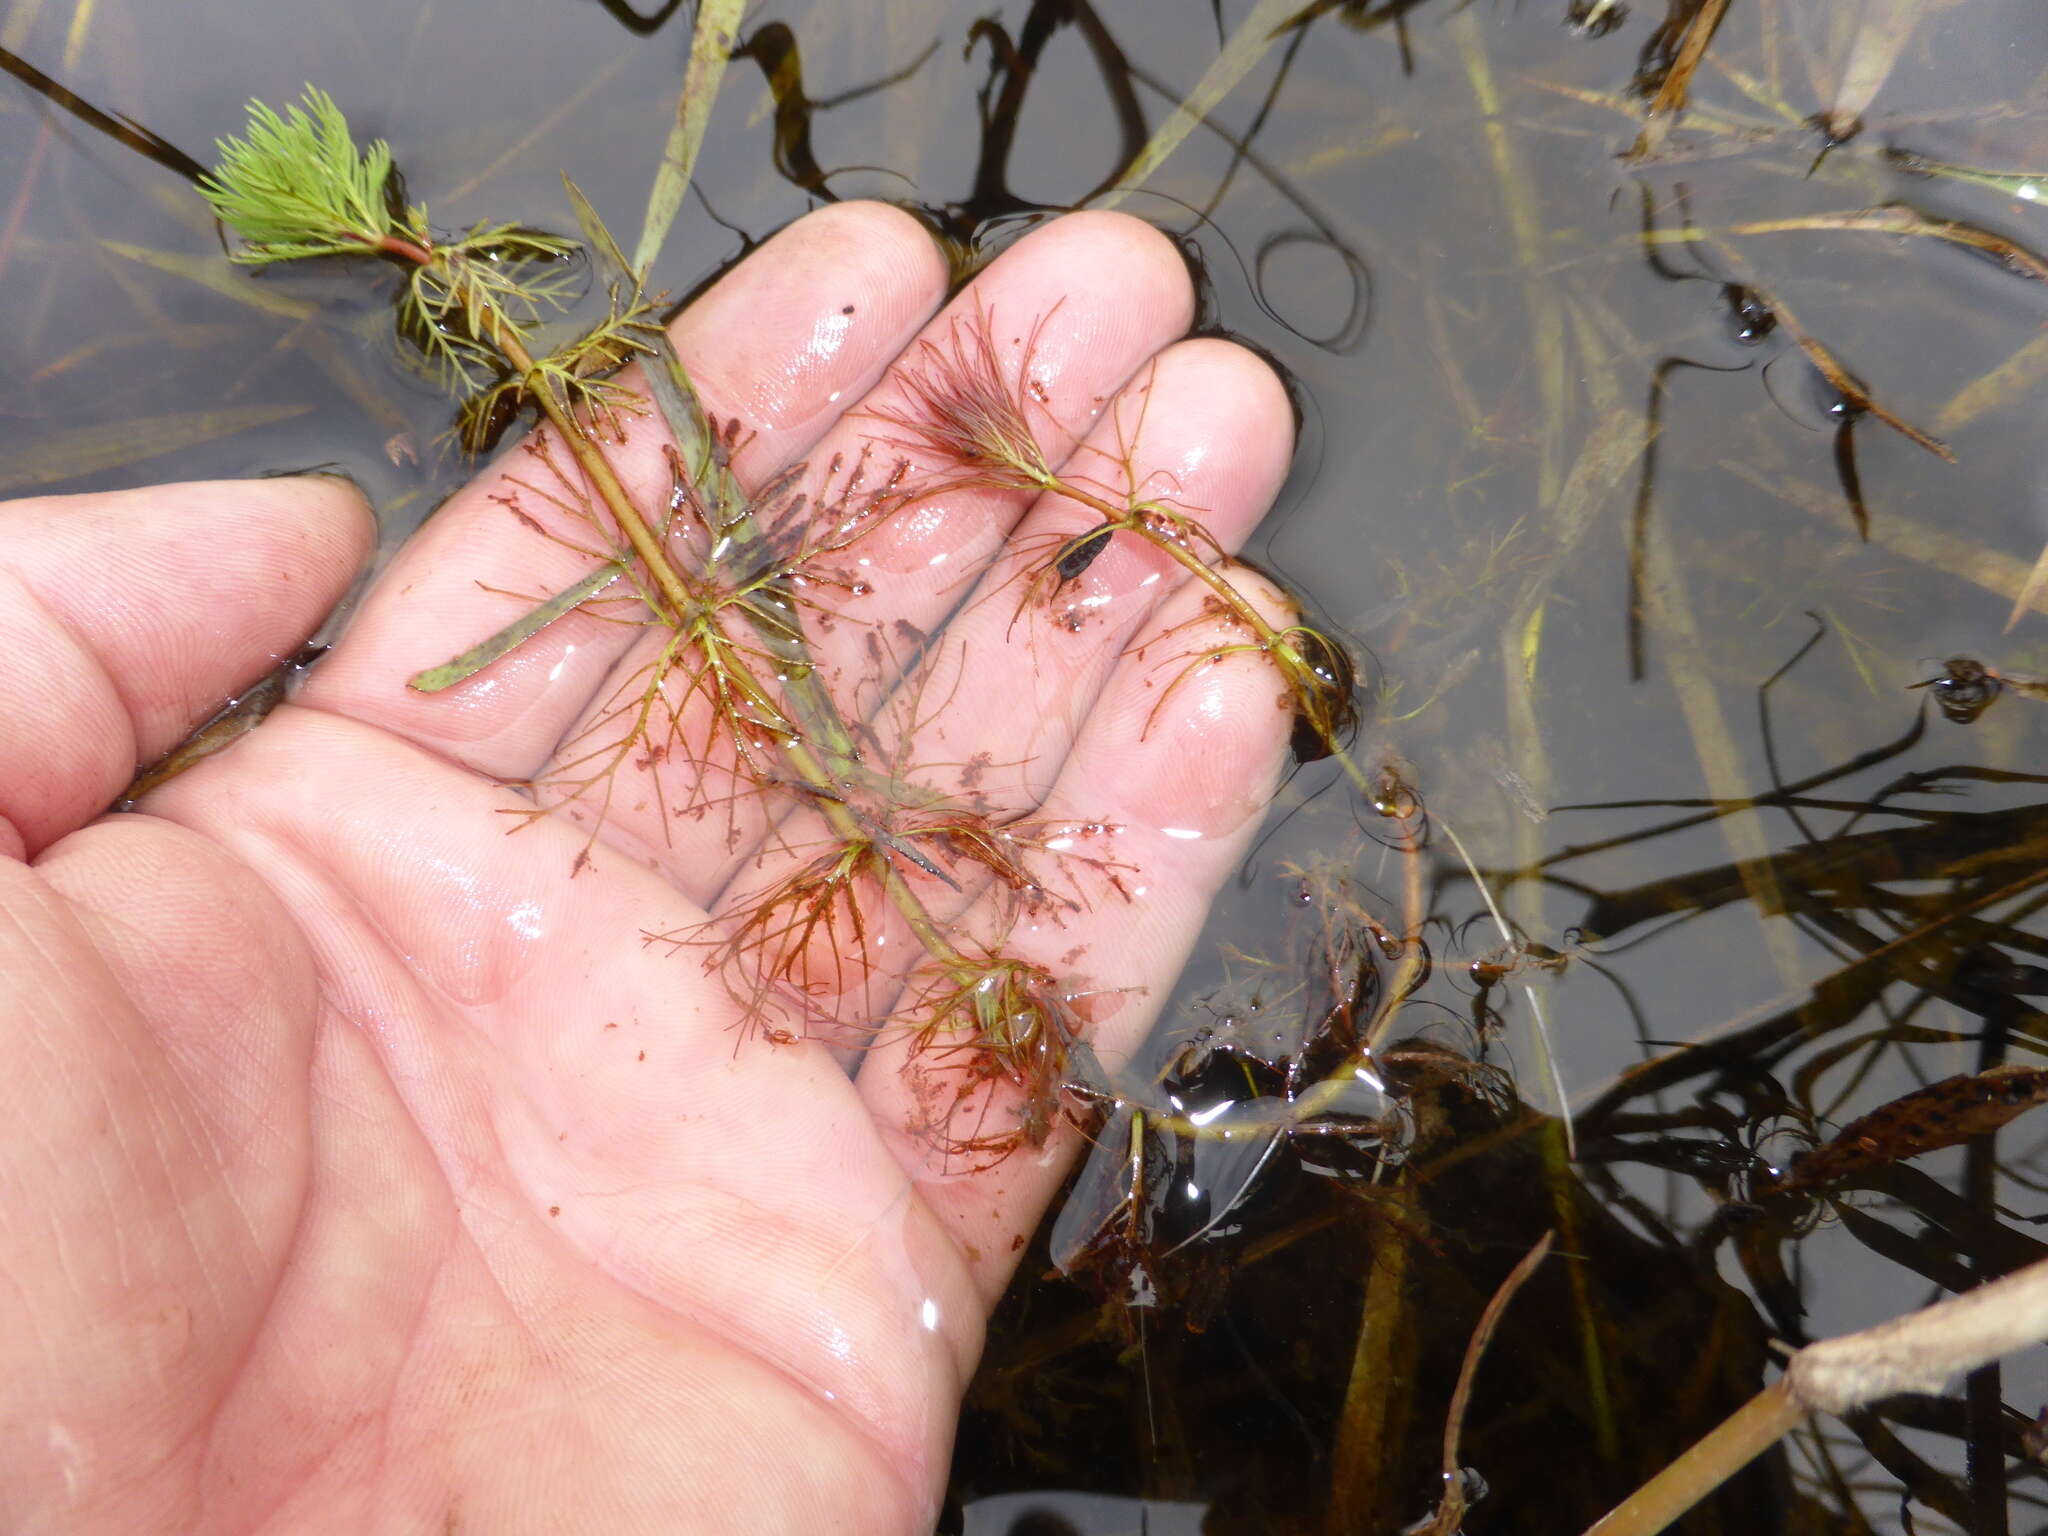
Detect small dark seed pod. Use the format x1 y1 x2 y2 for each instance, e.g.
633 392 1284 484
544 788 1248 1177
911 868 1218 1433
1055 526 1115 582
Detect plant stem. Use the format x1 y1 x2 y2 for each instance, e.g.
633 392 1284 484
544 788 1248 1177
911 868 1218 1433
470 269 975 982
1579 1381 1803 1536
377 231 433 266
1053 475 1381 795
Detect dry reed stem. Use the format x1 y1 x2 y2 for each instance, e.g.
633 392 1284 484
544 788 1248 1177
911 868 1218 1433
1584 1254 2048 1536
1634 487 1810 993
1723 454 2048 623
1628 0 1733 160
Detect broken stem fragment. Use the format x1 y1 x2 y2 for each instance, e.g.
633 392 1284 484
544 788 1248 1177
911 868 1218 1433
1584 1254 2048 1536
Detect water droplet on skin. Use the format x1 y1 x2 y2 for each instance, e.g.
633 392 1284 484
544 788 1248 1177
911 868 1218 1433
504 900 545 940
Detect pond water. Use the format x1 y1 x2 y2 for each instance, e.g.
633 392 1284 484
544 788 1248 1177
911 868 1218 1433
7 0 2048 1530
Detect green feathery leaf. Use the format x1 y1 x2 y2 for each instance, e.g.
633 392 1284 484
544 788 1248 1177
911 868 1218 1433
199 87 402 263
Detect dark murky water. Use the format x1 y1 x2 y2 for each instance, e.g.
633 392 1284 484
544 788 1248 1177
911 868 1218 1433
7 1 2048 1529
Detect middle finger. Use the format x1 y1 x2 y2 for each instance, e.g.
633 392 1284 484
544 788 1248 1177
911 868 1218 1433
535 212 1196 900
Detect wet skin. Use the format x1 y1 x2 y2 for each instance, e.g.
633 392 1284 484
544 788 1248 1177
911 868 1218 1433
0 205 1297 1534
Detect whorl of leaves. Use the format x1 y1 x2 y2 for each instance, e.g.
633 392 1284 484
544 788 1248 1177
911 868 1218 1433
198 86 401 263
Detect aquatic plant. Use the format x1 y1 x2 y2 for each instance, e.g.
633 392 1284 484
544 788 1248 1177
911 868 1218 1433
195 86 1383 1165
64 0 2040 1517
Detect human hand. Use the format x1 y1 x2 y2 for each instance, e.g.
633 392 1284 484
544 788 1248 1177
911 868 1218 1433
0 205 1295 1534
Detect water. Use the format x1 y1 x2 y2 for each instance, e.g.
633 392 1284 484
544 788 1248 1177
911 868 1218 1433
7 1 2048 1529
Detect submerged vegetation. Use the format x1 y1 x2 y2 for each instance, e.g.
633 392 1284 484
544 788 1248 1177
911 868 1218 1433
9 0 2048 1528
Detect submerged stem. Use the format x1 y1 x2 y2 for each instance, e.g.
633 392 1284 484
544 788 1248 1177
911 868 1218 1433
1580 1381 1803 1536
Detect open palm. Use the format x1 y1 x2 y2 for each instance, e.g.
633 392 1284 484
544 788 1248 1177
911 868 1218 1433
0 206 1295 1534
